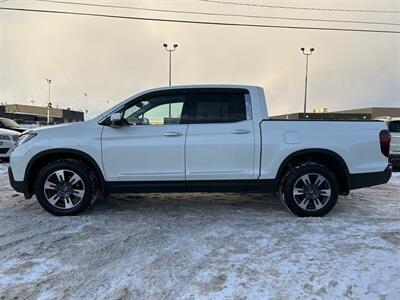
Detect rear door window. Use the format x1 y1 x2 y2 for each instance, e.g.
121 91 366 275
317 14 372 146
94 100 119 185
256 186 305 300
188 91 247 124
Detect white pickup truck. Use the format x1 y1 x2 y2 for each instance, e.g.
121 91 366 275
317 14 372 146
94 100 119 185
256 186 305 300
9 85 392 217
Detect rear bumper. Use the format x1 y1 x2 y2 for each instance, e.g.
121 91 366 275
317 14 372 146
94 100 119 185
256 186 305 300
348 164 392 190
389 154 400 168
8 167 32 199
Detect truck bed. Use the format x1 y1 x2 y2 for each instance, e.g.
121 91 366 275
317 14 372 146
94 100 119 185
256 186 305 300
258 119 389 180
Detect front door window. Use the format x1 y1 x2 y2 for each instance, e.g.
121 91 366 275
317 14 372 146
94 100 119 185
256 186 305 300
123 96 185 125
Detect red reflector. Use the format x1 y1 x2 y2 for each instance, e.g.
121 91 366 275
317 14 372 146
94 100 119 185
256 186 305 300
379 130 391 158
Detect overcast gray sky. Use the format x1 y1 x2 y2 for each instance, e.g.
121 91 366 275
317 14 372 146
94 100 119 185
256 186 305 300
1 0 399 117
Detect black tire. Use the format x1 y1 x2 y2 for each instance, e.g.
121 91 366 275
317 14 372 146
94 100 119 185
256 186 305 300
281 163 339 217
34 159 98 216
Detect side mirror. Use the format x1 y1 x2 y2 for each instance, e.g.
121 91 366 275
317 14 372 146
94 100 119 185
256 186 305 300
110 113 124 127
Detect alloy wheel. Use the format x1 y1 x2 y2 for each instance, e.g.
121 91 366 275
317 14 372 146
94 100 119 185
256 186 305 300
43 169 85 209
292 173 331 211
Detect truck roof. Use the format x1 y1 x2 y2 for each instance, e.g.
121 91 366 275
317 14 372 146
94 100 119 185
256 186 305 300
95 84 264 122
143 84 262 92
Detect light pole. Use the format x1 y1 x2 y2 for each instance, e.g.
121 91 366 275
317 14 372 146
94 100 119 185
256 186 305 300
163 43 178 87
84 92 88 119
163 43 178 123
46 79 52 124
300 47 315 117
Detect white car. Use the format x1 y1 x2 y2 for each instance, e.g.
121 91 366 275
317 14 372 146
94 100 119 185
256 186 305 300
387 118 400 169
9 85 392 216
0 128 20 161
375 117 400 169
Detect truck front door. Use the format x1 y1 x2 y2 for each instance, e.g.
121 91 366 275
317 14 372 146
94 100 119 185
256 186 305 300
101 92 188 182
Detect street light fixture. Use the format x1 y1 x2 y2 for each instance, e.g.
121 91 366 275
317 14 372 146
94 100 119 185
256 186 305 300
46 79 52 124
300 47 315 117
163 43 178 123
163 43 178 87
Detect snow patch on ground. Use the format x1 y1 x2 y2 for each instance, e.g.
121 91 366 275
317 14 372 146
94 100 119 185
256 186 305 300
37 290 61 300
0 257 65 287
390 172 400 184
0 164 399 299
0 163 9 175
20 124 42 130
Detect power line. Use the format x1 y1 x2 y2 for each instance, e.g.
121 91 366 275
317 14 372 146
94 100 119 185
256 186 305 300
0 7 399 34
27 0 400 26
197 0 400 14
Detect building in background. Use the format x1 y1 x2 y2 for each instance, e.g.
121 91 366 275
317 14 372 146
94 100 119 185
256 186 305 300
271 107 400 120
312 107 328 113
333 107 400 119
270 112 371 120
0 104 84 124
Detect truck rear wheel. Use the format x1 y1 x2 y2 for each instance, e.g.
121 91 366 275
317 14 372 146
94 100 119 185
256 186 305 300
281 163 339 217
34 159 98 216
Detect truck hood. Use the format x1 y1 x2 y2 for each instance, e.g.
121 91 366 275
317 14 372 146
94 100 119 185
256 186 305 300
29 121 88 134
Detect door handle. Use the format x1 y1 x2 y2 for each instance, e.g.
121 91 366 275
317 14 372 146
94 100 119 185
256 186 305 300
164 131 183 137
232 129 251 134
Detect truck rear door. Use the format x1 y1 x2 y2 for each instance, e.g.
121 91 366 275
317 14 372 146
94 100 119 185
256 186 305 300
185 89 256 182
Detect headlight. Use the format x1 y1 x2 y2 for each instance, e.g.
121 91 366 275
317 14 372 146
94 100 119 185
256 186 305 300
0 135 11 140
16 132 37 147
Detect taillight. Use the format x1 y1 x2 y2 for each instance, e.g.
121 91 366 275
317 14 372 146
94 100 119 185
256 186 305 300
379 130 391 157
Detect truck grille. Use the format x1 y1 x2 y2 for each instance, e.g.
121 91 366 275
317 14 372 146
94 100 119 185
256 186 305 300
0 148 10 154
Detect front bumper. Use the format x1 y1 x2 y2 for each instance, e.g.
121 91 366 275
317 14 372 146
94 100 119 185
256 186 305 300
8 167 32 199
389 154 400 168
0 140 16 158
348 164 392 190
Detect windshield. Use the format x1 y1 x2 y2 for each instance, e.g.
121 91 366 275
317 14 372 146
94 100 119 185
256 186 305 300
0 118 20 128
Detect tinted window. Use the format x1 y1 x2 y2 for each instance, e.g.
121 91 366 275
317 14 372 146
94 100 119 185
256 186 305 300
123 95 185 125
388 121 400 133
189 92 247 124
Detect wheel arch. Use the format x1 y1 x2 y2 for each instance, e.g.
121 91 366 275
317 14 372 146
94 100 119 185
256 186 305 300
25 149 106 195
276 148 350 195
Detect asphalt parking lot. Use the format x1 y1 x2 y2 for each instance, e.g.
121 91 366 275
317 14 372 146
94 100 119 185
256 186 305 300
0 164 399 299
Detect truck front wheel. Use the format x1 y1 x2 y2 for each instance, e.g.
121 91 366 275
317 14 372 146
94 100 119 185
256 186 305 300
281 163 339 217
34 159 98 216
